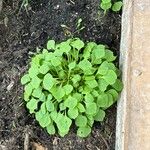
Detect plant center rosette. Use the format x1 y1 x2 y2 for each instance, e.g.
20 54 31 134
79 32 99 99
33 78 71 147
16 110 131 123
21 38 123 137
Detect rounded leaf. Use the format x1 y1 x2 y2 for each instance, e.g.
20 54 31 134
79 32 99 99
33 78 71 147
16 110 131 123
64 96 77 108
46 100 55 112
46 124 56 135
71 38 84 50
47 40 55 50
112 79 123 92
26 98 38 113
75 115 87 127
85 102 97 115
63 84 73 95
39 113 51 128
68 107 79 119
101 2 112 10
94 109 105 121
43 73 55 91
21 74 30 85
103 70 117 85
77 126 91 137
112 1 123 12
77 103 85 113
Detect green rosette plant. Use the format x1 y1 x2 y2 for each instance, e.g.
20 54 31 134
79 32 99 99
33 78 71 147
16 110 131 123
21 38 123 137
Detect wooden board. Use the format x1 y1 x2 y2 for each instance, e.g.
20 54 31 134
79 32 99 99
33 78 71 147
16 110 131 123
116 0 150 149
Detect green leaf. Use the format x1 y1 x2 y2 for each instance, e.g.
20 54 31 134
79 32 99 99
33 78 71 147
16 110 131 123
107 89 118 101
107 62 117 72
24 83 33 96
85 79 98 88
71 74 81 84
75 115 87 127
97 61 109 75
21 74 30 85
43 73 55 91
71 38 84 50
47 94 52 101
42 48 48 54
58 70 66 79
85 102 97 115
101 2 112 10
50 111 58 121
35 110 44 122
46 124 55 135
58 131 67 137
56 114 72 134
24 92 30 101
85 94 94 103
28 65 39 78
84 68 95 75
31 55 41 66
77 126 91 137
87 115 94 127
46 99 55 112
77 103 85 113
68 61 76 70
57 41 71 54
51 56 61 67
78 86 83 93
107 93 114 108
97 93 113 108
78 59 92 71
91 90 99 97
102 0 111 3
39 113 51 128
112 1 123 12
39 92 46 102
82 85 92 94
103 70 117 85
64 96 77 108
97 93 109 108
26 98 38 113
59 103 66 111
63 84 73 95
73 93 82 102
73 82 79 88
30 76 41 89
41 102 46 114
91 45 105 63
32 87 42 98
94 109 105 121
51 86 65 101
47 40 55 50
83 42 96 59
111 79 123 92
39 64 49 74
45 53 54 61
98 79 109 92
84 76 95 81
68 107 79 119
104 49 116 62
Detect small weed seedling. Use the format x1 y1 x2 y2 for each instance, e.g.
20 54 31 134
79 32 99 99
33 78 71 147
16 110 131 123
61 18 85 37
100 0 123 12
21 38 123 137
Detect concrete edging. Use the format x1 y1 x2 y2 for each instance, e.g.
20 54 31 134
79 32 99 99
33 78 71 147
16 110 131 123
115 0 133 149
116 0 150 149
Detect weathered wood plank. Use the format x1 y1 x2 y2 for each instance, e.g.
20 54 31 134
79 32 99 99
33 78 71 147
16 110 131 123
116 0 150 149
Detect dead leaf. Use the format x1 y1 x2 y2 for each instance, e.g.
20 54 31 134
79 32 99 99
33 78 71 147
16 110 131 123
32 142 47 150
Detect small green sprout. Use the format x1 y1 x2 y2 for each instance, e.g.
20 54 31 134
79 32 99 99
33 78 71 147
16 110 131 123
100 0 123 12
21 38 123 137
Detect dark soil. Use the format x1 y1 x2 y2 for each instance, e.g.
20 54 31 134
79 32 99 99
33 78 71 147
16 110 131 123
0 0 121 149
